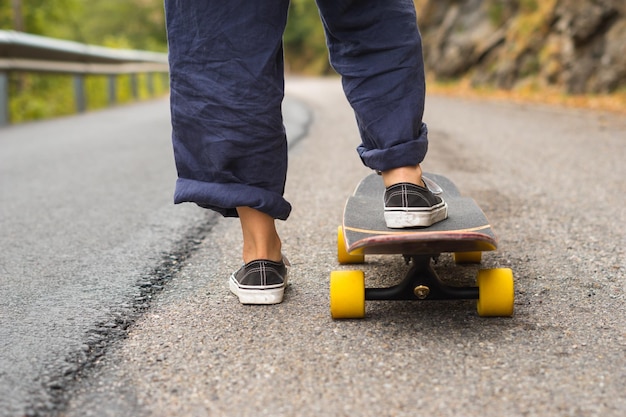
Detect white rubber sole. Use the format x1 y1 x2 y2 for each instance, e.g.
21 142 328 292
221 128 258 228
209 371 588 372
229 276 288 305
384 204 448 229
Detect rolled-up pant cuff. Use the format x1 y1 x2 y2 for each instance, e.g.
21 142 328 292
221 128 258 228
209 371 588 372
174 178 292 221
357 123 429 172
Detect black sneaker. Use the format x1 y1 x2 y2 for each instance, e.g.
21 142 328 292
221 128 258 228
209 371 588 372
384 181 448 228
229 258 289 304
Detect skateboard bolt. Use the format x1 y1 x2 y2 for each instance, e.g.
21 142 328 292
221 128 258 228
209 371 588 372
414 285 430 299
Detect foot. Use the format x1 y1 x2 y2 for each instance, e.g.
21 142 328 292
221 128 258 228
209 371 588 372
229 258 290 304
383 181 448 228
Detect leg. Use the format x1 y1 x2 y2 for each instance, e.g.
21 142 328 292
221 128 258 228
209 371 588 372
237 207 282 264
316 0 446 227
164 0 292 220
165 1 291 303
381 165 425 188
230 207 288 304
316 0 428 174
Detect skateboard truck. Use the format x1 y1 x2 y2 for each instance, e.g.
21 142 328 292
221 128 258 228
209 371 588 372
364 255 479 302
330 253 514 320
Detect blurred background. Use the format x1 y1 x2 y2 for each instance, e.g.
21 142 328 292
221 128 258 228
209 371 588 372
1 0 625 123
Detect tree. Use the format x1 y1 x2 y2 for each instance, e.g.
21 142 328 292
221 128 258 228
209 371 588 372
0 0 167 51
11 0 23 31
78 0 167 51
284 0 332 74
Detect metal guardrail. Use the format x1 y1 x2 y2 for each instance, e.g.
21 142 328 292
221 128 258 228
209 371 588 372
0 30 169 126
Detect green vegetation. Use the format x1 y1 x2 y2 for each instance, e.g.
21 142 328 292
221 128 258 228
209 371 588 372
6 70 170 124
0 0 167 49
486 0 507 27
1 0 172 123
519 0 539 13
1 0 331 123
3 1 623 123
284 0 332 75
8 74 74 122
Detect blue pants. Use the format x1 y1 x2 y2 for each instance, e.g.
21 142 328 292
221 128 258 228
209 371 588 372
165 0 428 220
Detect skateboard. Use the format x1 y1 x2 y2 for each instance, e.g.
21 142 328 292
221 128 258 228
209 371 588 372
330 173 514 319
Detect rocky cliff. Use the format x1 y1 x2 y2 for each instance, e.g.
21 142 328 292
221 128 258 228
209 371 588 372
415 0 626 94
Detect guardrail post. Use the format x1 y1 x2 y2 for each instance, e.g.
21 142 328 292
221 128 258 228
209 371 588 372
131 73 138 100
108 75 117 106
147 73 154 97
0 71 8 126
162 73 169 91
73 74 86 113
1 30 169 123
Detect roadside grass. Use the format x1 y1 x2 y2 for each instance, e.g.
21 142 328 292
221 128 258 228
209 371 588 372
428 76 626 115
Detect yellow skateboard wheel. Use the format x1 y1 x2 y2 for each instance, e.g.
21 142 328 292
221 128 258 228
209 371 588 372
476 268 514 317
453 251 482 264
337 226 365 264
330 270 365 319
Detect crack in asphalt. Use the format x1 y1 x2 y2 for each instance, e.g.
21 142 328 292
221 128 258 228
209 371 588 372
22 217 217 417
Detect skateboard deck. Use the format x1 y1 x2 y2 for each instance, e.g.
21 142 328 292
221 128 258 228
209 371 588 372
342 173 497 256
330 173 514 320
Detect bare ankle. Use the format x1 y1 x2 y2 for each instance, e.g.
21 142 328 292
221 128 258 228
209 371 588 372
381 165 425 188
242 237 282 264
237 207 283 264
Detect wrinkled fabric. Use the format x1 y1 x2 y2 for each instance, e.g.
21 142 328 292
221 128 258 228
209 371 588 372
164 0 428 220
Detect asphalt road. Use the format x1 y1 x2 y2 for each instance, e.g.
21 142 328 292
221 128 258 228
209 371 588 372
2 77 625 417
0 94 308 416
